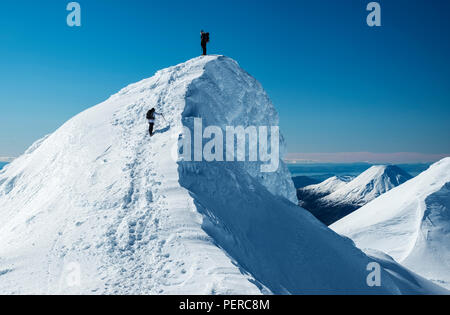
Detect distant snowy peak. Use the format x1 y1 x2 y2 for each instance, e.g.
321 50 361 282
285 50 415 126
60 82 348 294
299 165 413 226
299 175 353 199
331 157 450 289
319 165 412 207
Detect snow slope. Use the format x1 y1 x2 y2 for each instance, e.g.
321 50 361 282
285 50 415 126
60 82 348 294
0 56 446 294
331 158 450 289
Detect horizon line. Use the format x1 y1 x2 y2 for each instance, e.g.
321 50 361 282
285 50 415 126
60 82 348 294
0 157 16 163
284 152 450 164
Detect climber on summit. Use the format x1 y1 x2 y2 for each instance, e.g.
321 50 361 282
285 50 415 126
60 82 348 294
146 108 165 137
200 30 209 56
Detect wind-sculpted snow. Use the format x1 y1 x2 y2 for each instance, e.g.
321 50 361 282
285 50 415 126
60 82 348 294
332 158 450 289
182 57 297 202
0 56 446 294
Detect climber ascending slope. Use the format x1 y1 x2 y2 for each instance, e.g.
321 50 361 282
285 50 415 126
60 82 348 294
201 30 210 56
146 108 165 137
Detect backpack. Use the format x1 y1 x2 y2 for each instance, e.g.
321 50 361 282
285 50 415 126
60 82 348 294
146 109 155 120
205 32 210 43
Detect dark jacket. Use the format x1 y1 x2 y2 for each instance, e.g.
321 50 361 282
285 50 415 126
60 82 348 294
201 32 208 46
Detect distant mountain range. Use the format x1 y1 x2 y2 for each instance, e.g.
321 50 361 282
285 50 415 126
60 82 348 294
298 165 413 225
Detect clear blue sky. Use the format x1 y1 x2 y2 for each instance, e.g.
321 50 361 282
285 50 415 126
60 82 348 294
0 0 449 158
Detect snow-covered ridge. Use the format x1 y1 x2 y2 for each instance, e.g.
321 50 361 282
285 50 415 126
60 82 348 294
331 158 450 289
0 55 264 294
0 56 446 294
